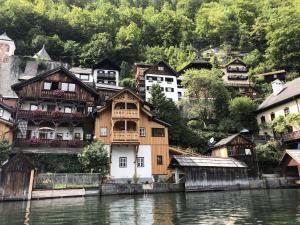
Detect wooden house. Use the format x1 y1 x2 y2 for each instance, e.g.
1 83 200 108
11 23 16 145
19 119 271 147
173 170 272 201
211 134 259 178
178 58 212 75
279 150 300 178
255 70 286 83
0 101 14 144
168 155 248 192
222 58 259 99
135 60 181 102
95 88 170 183
11 66 98 154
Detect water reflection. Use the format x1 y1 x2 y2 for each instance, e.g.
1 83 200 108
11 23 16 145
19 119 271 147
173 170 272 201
0 189 299 225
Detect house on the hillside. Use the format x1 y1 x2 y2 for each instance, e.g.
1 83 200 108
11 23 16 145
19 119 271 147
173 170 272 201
168 155 248 191
178 58 212 75
256 78 300 148
95 88 171 183
279 150 300 178
93 59 120 88
0 100 14 144
11 66 98 154
211 134 259 178
255 70 286 83
135 60 181 102
222 58 259 99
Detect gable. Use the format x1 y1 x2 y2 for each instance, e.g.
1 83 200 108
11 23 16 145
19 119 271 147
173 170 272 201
227 58 246 67
145 61 178 77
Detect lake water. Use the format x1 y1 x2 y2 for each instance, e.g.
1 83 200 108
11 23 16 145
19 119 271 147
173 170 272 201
0 189 300 225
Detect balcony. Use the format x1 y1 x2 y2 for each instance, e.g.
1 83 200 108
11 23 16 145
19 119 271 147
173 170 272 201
15 138 84 148
112 109 139 118
112 131 139 143
41 90 77 100
18 110 86 121
283 131 300 142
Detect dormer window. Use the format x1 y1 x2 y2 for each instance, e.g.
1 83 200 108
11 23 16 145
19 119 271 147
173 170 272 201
158 66 164 71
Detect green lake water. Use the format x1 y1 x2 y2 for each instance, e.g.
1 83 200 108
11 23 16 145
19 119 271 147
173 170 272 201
0 189 300 225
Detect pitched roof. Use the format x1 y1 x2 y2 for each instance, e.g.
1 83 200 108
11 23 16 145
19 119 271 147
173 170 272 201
279 150 300 165
144 60 178 77
169 155 247 168
178 58 212 73
11 66 98 96
257 77 300 113
0 101 14 112
0 32 13 42
213 134 252 149
255 70 286 77
33 45 51 61
225 58 247 67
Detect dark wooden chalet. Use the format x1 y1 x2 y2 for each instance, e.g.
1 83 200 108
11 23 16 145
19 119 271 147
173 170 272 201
11 66 98 154
178 58 212 74
211 134 259 178
169 155 248 192
279 150 300 178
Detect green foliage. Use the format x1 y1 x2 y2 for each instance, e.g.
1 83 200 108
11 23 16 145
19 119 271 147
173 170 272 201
229 96 257 132
119 77 136 90
255 140 284 164
0 138 11 165
78 141 109 176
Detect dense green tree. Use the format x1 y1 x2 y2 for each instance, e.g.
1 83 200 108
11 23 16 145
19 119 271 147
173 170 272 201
0 138 11 165
119 77 136 90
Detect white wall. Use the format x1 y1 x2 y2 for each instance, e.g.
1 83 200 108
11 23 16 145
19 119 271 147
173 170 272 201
26 126 83 140
145 74 179 102
21 101 81 113
257 98 300 135
110 145 152 180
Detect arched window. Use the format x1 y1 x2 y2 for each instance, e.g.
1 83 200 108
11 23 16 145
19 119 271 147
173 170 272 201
270 112 275 121
127 103 137 109
115 102 125 110
113 121 125 131
127 121 137 131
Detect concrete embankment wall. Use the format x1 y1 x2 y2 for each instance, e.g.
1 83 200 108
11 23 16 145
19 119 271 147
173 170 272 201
23 178 300 200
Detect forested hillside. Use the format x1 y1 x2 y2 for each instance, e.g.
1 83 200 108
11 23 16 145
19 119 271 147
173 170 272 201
0 0 299 75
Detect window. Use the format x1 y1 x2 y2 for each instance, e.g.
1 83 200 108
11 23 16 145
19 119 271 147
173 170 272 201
157 77 163 82
64 106 72 113
56 133 63 140
178 92 182 98
86 134 92 139
119 157 127 168
77 107 84 113
30 104 38 111
157 155 163 165
137 157 144 167
140 128 146 137
100 127 107 136
47 105 56 112
260 116 266 124
87 107 93 113
165 87 174 92
158 66 164 71
284 107 290 117
80 74 90 81
152 128 165 137
61 83 76 92
245 149 252 155
39 132 47 139
270 112 275 121
165 78 173 83
0 109 3 117
74 133 81 140
43 82 52 90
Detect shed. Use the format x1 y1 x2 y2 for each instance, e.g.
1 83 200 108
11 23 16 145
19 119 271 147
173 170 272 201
169 156 248 192
279 150 300 178
211 134 259 178
0 154 35 200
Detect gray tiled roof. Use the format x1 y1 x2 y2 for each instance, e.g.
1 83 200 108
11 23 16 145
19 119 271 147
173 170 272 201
257 77 300 112
171 155 247 168
213 134 240 148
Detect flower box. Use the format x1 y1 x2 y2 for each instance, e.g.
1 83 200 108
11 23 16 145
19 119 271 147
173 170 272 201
30 137 40 146
32 109 43 116
53 89 65 97
72 112 82 118
68 139 81 147
51 110 63 118
50 139 61 147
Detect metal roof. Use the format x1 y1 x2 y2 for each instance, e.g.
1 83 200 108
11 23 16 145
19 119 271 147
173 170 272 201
33 45 51 61
257 77 300 112
170 155 247 168
280 150 300 165
213 134 240 148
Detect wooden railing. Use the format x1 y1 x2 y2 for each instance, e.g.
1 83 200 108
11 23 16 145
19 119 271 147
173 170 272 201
14 138 84 148
112 109 139 118
112 131 139 142
18 110 86 120
41 90 77 100
283 131 300 142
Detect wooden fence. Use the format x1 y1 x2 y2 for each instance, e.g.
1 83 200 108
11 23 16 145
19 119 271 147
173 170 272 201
33 173 101 190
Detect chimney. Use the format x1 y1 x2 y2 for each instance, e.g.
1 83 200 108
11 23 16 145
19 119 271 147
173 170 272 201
271 79 284 96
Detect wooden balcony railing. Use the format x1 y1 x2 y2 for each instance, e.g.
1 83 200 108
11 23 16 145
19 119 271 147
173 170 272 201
283 131 300 142
14 138 84 148
41 90 77 100
112 109 139 118
112 131 139 142
18 110 86 121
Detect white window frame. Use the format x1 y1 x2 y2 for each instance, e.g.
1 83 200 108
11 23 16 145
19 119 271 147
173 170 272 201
87 107 93 113
158 66 164 71
119 157 127 168
61 83 76 92
137 157 144 167
64 106 72 113
30 104 38 111
139 127 146 137
100 127 107 137
43 81 52 90
80 74 90 81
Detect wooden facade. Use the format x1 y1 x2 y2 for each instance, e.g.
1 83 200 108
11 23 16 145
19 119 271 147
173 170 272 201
211 134 259 178
95 89 170 178
11 66 98 154
0 119 13 144
280 150 300 177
